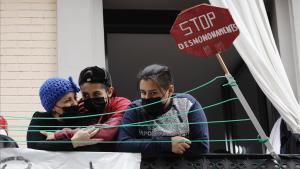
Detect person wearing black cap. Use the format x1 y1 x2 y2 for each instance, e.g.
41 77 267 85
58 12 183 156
42 66 131 151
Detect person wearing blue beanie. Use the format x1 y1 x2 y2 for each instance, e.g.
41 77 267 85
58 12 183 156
27 77 101 151
39 66 131 151
39 77 80 112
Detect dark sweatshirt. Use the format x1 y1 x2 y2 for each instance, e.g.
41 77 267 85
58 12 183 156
117 93 209 157
27 112 102 151
27 111 76 151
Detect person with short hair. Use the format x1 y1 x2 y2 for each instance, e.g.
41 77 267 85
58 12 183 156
118 64 209 156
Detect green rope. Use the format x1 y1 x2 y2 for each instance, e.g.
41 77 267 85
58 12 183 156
82 97 238 128
222 75 238 87
3 96 238 124
11 118 250 132
3 76 227 120
182 76 226 94
26 97 238 131
222 81 238 87
7 118 250 129
257 135 269 144
0 138 268 144
5 97 240 132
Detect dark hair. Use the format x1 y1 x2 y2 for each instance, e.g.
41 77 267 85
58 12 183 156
137 64 173 90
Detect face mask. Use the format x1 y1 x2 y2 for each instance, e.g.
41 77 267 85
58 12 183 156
84 97 107 114
141 97 167 117
61 105 80 118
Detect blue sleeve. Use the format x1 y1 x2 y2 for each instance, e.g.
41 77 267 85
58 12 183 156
185 95 209 155
117 103 172 154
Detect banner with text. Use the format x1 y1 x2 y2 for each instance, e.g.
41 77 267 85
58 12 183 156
0 148 141 169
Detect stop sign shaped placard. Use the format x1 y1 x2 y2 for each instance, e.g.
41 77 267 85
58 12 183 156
170 4 239 58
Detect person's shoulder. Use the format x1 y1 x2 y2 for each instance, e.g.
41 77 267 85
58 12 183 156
31 111 52 118
173 93 203 110
174 93 197 102
28 111 52 126
109 97 132 112
124 99 142 113
112 96 131 104
131 99 142 107
116 99 140 119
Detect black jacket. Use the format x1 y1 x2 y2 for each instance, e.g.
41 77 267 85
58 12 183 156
27 111 101 151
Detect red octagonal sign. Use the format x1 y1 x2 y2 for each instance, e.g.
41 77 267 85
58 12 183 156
170 4 239 58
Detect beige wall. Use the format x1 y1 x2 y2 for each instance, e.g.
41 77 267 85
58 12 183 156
0 0 57 147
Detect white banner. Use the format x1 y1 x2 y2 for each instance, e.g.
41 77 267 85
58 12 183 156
0 148 141 169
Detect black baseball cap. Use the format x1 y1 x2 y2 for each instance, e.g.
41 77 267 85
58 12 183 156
78 66 112 87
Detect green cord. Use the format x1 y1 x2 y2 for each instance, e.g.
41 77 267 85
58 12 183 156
3 76 227 120
0 75 270 147
7 118 250 129
5 97 239 132
222 81 238 87
120 97 238 128
0 138 268 144
222 75 238 87
10 118 251 132
257 135 269 144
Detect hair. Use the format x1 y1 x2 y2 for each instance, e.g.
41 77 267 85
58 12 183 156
137 64 173 91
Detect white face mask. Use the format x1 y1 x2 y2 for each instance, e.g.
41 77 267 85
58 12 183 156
0 129 8 136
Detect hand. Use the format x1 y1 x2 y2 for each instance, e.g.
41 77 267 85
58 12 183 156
40 131 55 140
71 128 103 148
78 99 88 113
171 136 191 154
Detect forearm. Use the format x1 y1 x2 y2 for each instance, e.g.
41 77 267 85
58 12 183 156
92 127 117 140
118 136 171 154
54 128 76 140
93 117 122 140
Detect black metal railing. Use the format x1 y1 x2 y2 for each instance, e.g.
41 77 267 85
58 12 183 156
141 154 300 169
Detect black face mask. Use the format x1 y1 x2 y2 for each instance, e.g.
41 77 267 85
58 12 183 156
60 106 80 124
61 106 80 118
84 97 107 114
141 97 166 117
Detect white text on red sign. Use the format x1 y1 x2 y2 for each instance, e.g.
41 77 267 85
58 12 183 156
179 12 216 36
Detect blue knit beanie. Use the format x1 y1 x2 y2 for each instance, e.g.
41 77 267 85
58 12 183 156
39 77 80 112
